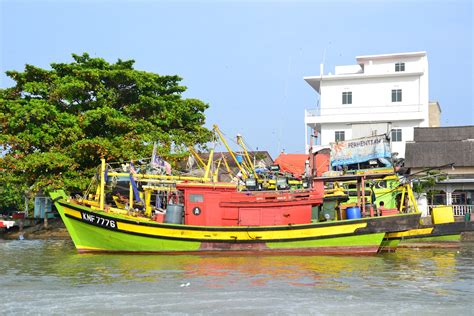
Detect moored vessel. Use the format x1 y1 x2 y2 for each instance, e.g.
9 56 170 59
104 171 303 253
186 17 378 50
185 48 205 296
50 155 421 255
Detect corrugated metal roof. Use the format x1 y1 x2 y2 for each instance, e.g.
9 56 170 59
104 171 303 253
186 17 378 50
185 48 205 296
405 140 474 168
413 126 474 142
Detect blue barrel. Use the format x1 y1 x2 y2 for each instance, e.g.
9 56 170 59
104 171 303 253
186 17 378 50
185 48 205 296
346 206 361 219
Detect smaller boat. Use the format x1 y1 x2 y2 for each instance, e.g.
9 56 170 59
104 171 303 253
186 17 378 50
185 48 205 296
384 206 474 248
0 219 15 230
311 133 474 250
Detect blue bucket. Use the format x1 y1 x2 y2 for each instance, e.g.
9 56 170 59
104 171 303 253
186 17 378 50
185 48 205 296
346 206 361 219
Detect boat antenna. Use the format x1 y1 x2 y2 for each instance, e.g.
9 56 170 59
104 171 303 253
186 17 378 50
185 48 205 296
278 55 292 154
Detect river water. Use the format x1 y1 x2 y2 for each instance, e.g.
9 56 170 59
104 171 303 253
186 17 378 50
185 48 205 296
0 239 472 315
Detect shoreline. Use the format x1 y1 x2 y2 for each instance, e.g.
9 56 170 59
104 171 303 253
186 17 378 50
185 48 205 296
0 218 71 240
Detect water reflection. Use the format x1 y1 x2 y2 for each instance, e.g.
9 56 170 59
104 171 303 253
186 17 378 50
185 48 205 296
1 240 473 314
0 239 467 289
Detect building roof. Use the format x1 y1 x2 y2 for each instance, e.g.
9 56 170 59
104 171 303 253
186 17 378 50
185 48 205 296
413 126 474 142
304 69 423 93
274 153 309 177
304 51 427 93
356 51 426 62
405 126 474 168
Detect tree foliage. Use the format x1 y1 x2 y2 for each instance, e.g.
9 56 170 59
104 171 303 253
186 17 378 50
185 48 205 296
0 53 212 211
412 171 446 196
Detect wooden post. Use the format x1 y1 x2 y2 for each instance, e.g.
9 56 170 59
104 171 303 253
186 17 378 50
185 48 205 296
356 179 361 208
361 176 366 216
129 181 134 211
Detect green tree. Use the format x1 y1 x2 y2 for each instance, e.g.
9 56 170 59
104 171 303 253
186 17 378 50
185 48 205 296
0 53 212 212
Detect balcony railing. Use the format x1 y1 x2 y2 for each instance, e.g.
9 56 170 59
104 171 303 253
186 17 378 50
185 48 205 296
304 103 425 124
305 108 320 117
319 103 423 116
452 205 473 216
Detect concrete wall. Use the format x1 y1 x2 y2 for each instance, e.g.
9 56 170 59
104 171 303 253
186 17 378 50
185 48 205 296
429 102 441 127
359 56 425 75
320 123 353 144
320 75 424 110
389 120 418 158
319 120 418 158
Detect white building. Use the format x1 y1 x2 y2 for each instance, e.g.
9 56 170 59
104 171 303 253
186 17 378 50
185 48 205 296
304 51 437 159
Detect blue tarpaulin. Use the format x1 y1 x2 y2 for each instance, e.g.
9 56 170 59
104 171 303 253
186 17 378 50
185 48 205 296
330 135 391 167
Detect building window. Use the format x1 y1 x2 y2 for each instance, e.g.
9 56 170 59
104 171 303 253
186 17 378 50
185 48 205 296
335 131 345 142
342 91 352 104
395 62 405 72
391 89 402 102
391 129 402 142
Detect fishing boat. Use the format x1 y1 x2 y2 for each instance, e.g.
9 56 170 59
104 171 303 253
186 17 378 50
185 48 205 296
313 172 418 252
315 134 474 250
384 206 474 248
50 154 421 255
327 170 474 249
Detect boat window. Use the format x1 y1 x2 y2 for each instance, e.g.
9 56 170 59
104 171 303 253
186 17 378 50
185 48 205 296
190 194 204 203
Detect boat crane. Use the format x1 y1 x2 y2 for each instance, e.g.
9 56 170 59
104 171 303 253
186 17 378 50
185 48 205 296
236 134 259 180
188 147 207 171
213 124 249 179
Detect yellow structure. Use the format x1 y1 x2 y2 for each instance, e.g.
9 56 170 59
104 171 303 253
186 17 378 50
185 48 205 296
431 206 455 224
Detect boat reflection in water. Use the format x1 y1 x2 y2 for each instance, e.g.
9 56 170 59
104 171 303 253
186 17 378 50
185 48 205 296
1 239 472 314
48 241 460 289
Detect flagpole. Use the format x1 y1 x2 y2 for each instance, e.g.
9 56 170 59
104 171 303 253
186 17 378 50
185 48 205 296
151 142 157 165
100 158 105 210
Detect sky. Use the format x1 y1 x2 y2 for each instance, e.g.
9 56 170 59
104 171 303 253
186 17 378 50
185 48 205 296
1 0 473 158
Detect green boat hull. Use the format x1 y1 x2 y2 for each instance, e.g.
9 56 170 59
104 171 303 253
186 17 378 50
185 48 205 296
379 237 401 252
384 221 474 248
400 234 461 243
65 218 386 254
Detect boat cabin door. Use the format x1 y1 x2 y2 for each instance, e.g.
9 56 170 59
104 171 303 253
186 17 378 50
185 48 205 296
185 192 207 225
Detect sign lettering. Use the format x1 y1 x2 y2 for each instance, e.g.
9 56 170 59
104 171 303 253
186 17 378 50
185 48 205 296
81 212 117 229
330 135 391 167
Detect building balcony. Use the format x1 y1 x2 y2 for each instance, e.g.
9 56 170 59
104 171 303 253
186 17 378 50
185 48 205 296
305 103 426 125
